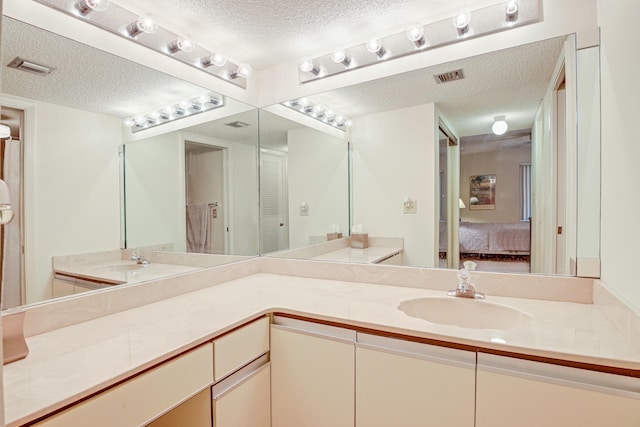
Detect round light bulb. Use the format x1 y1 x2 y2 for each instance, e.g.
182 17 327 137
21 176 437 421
299 58 315 73
137 17 157 34
406 25 424 42
331 50 346 63
75 0 109 15
299 98 310 107
366 39 383 54
454 11 471 33
176 38 193 52
164 106 176 115
492 116 508 135
237 63 252 78
133 115 146 126
123 118 135 127
211 53 227 67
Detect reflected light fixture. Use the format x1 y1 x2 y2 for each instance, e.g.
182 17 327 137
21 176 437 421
331 50 352 67
74 0 109 16
406 25 426 48
125 17 157 38
492 115 509 135
124 93 225 133
505 1 519 23
299 58 322 75
459 198 467 209
366 39 387 58
167 38 193 54
454 11 472 36
282 98 351 131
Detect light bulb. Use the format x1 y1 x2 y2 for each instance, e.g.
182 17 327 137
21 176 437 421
123 118 135 127
492 116 508 135
406 25 425 47
167 38 193 54
236 63 252 78
201 53 227 68
299 58 321 75
74 0 109 16
453 11 471 36
506 1 519 23
133 115 146 126
313 106 325 118
126 17 157 38
366 39 386 58
299 98 310 107
331 50 351 67
335 115 346 126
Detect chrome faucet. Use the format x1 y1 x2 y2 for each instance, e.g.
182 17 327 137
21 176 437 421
447 261 484 299
130 249 149 265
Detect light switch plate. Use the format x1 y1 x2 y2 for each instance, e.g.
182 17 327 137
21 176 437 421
403 200 417 214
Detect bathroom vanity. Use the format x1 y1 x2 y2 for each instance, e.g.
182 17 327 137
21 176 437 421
3 257 639 426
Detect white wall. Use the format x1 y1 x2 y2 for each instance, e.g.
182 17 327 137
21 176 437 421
125 132 186 252
24 99 122 304
352 104 436 267
598 0 640 313
287 127 349 248
460 143 531 223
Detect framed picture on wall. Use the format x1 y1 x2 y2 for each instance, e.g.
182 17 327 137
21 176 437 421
469 175 496 210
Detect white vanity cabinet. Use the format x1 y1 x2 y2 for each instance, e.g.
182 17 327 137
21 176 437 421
476 353 640 427
34 343 214 427
271 316 356 427
355 333 476 427
211 316 271 427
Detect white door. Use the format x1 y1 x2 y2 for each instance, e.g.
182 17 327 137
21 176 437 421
260 149 288 253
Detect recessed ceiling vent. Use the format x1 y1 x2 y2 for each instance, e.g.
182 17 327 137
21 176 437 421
8 57 54 76
433 69 464 84
225 121 250 128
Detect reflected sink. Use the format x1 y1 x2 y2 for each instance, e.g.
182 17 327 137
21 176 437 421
398 297 530 330
88 263 146 273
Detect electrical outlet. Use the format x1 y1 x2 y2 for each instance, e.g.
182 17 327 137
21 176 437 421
403 200 417 214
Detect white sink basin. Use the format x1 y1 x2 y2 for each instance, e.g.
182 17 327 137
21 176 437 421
89 263 146 274
398 297 530 330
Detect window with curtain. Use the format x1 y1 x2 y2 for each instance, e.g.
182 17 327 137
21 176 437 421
519 163 532 221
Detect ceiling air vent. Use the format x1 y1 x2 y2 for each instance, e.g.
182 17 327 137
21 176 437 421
433 68 464 84
7 57 54 76
225 121 250 128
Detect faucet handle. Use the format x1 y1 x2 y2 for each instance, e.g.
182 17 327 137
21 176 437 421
463 260 477 271
130 249 140 260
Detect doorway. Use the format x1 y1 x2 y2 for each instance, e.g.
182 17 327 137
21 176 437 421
184 141 229 254
0 106 24 309
260 148 288 254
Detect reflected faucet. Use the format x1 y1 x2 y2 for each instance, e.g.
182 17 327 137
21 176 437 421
130 249 149 265
447 261 484 299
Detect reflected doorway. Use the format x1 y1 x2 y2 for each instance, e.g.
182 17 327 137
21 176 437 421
0 106 24 309
184 141 229 254
260 148 288 254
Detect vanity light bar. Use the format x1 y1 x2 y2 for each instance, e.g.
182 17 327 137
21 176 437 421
281 99 351 131
33 0 251 89
297 0 539 83
124 93 225 133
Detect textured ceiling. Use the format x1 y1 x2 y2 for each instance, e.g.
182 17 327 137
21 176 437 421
113 0 496 69
310 36 565 137
1 17 214 118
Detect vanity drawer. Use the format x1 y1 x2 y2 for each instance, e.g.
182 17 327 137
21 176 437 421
34 343 214 427
213 316 270 381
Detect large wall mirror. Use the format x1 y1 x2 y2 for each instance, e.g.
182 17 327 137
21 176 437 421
261 34 601 277
0 16 259 309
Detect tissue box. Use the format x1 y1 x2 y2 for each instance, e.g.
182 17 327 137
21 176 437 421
326 232 343 241
351 233 369 249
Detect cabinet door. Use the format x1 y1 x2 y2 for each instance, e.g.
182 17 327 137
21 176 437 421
213 363 271 427
147 389 212 427
476 353 640 427
356 334 475 427
271 319 356 427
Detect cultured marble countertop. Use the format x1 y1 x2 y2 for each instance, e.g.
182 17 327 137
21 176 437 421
4 272 640 426
54 260 202 285
310 246 402 263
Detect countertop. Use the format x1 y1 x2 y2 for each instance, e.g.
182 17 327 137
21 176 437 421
54 260 202 285
310 246 402 263
4 272 640 426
